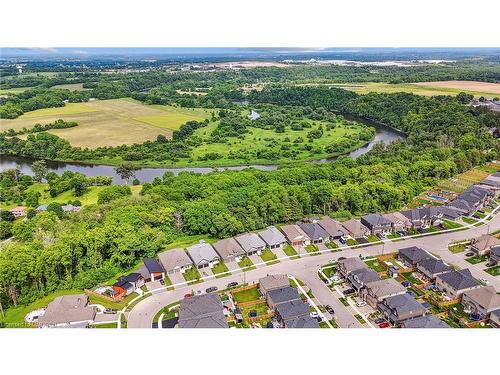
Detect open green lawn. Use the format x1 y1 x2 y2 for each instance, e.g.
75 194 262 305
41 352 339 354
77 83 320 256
238 256 256 271
137 105 212 130
283 245 299 259
212 262 231 278
260 249 279 264
305 244 320 255
466 255 488 265
346 239 358 246
387 232 401 239
449 243 467 254
183 267 201 283
484 266 500 276
50 83 88 91
240 302 269 323
232 287 261 304
0 86 35 94
442 219 463 229
367 234 381 243
401 272 423 285
91 322 118 328
364 259 386 272
462 217 479 225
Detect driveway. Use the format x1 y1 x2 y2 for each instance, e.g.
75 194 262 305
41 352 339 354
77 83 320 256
271 246 289 260
145 280 163 291
93 313 119 323
249 254 263 267
226 261 240 271
199 267 213 278
169 271 185 286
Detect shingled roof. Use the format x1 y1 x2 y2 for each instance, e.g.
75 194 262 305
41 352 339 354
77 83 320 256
178 294 228 328
437 269 480 291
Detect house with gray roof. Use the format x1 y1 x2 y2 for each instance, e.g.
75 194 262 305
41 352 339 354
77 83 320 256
37 294 96 328
178 294 228 328
139 258 165 282
461 286 500 320
213 237 246 263
361 214 393 235
317 216 344 239
187 241 220 269
235 232 266 256
436 206 463 221
400 315 450 328
398 246 432 267
36 204 47 212
298 221 330 244
284 316 320 328
378 294 427 325
448 199 474 215
259 274 289 296
158 248 193 275
275 299 310 324
258 226 287 250
416 258 452 280
490 309 500 327
360 278 407 308
382 212 412 232
400 207 443 229
340 219 369 239
348 267 380 291
337 257 368 279
280 224 310 247
266 286 300 309
490 246 500 265
436 269 481 299
470 234 500 256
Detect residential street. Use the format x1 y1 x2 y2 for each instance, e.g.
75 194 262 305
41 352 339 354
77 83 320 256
127 211 500 328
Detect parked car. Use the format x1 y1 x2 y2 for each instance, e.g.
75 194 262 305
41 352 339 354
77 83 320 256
374 318 386 324
195 290 204 295
401 281 411 287
184 293 193 298
343 288 356 296
379 322 390 328
248 310 257 318
159 279 165 285
356 301 367 307
206 286 218 293
227 281 238 288
338 256 346 261
325 305 335 315
376 233 383 239
480 278 489 285
339 238 346 245
103 308 117 314
266 321 274 328
331 275 341 283
310 311 319 319
465 252 475 257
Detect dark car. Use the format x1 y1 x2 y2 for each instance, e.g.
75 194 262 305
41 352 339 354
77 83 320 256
343 288 356 296
103 308 117 314
465 252 475 257
338 256 346 261
159 279 165 285
339 238 346 245
325 305 335 315
374 318 385 324
227 281 238 288
205 286 218 293
248 310 257 318
266 321 274 328
401 281 411 287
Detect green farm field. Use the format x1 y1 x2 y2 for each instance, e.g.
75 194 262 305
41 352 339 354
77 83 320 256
0 98 212 148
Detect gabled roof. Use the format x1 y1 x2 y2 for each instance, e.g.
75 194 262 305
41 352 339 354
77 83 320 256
449 199 473 213
491 247 500 257
158 248 193 271
338 257 368 274
178 294 228 328
143 258 164 274
317 216 344 237
37 294 95 326
384 294 427 315
463 286 500 311
235 233 266 252
275 299 309 320
350 267 380 284
361 214 392 227
417 258 452 275
280 224 310 242
267 286 300 305
382 212 411 225
297 222 330 241
398 247 432 264
258 226 286 247
364 278 407 299
400 207 441 222
285 316 320 328
472 235 500 252
401 315 449 328
437 269 480 291
259 274 289 292
437 206 463 220
187 242 219 265
114 272 142 288
213 238 246 260
340 219 368 237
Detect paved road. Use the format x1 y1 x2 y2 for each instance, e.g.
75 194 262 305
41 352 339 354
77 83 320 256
127 211 500 328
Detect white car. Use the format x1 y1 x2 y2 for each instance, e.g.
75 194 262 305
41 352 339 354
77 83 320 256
331 275 341 282
356 301 367 307
310 311 319 318
480 278 489 285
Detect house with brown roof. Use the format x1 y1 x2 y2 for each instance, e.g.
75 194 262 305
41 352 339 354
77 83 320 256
259 274 289 296
280 224 310 247
340 219 369 239
461 286 500 320
337 257 367 279
470 234 500 256
212 237 246 263
37 294 96 328
317 216 344 239
360 278 407 308
382 212 412 232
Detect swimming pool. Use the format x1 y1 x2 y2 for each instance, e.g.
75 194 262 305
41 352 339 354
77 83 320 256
428 194 448 202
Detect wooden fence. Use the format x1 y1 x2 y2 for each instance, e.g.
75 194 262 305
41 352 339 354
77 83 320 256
248 312 274 323
238 298 266 308
85 289 121 302
231 284 259 294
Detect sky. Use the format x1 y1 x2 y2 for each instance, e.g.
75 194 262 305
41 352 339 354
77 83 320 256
1 0 499 48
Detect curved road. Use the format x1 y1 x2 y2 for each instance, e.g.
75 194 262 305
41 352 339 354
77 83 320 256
127 211 500 328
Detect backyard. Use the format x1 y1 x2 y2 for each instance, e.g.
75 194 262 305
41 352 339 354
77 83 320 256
364 259 387 272
232 287 262 304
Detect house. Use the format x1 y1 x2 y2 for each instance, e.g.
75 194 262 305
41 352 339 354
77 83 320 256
490 309 500 327
9 206 27 218
258 226 287 250
337 257 367 279
360 214 393 235
259 274 289 296
449 186 491 215
317 216 344 239
235 233 266 256
435 269 481 299
280 224 310 247
490 246 500 265
400 315 449 328
448 199 475 216
139 258 165 282
266 286 300 309
378 294 427 325
398 246 432 267
178 294 228 328
461 286 500 320
112 273 144 298
360 278 407 308
470 234 500 256
275 299 310 324
284 316 320 328
416 258 452 280
35 204 47 212
213 238 246 263
436 206 463 221
382 212 412 232
340 219 369 239
187 241 220 269
347 267 380 291
400 207 442 228
37 294 96 328
158 248 193 275
61 204 81 213
298 221 330 244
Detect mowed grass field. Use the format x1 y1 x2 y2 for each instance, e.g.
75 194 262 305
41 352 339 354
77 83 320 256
50 83 88 91
0 98 212 148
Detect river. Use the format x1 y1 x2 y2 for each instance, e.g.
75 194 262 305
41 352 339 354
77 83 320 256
0 117 404 184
